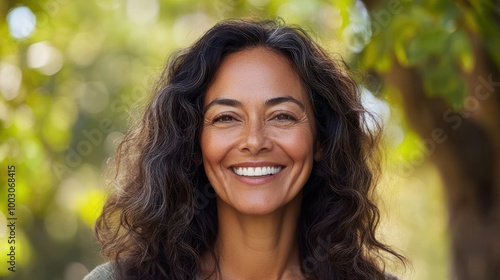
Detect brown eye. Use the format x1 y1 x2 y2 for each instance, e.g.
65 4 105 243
274 113 296 121
214 114 236 123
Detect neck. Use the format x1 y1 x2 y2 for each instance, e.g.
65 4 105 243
201 195 305 280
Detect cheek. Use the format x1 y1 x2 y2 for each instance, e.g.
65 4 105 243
200 129 231 167
275 128 315 160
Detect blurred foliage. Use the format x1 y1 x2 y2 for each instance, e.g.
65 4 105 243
2 0 494 279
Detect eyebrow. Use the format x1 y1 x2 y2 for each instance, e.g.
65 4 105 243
204 96 306 113
203 98 243 113
265 96 305 111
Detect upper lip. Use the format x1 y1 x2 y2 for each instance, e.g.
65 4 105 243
229 161 284 168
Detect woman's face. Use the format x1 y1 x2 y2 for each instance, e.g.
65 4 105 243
200 47 319 215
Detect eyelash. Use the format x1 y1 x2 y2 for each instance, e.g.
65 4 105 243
273 113 297 122
213 114 237 123
212 112 297 124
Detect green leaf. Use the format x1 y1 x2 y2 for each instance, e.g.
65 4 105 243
422 60 467 106
450 30 475 72
407 29 449 66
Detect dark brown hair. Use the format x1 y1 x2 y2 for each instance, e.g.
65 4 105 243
95 18 405 279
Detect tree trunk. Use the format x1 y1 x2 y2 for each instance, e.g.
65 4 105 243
359 0 500 277
360 1 500 278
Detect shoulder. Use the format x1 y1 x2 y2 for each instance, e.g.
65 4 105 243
84 262 115 280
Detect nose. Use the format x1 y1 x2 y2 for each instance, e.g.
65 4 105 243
238 121 272 154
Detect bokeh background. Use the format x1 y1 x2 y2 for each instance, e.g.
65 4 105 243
1 0 499 279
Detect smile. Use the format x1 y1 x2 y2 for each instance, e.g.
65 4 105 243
232 166 283 177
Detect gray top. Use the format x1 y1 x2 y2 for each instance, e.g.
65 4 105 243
83 263 201 280
84 262 114 280
84 262 400 279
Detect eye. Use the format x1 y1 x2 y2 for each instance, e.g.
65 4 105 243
213 114 237 123
273 113 297 122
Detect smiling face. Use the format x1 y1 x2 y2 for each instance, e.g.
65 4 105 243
200 47 319 216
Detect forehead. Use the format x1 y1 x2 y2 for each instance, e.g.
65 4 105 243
204 47 310 106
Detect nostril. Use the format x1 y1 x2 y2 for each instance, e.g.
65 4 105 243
239 131 272 154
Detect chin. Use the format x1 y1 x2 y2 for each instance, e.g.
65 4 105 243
234 204 281 216
222 194 302 217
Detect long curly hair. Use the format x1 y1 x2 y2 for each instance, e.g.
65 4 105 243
95 18 405 279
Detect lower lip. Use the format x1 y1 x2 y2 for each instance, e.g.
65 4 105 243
231 169 283 185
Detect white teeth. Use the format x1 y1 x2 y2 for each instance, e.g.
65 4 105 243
233 166 282 177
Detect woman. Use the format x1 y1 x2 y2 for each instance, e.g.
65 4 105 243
85 19 405 279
